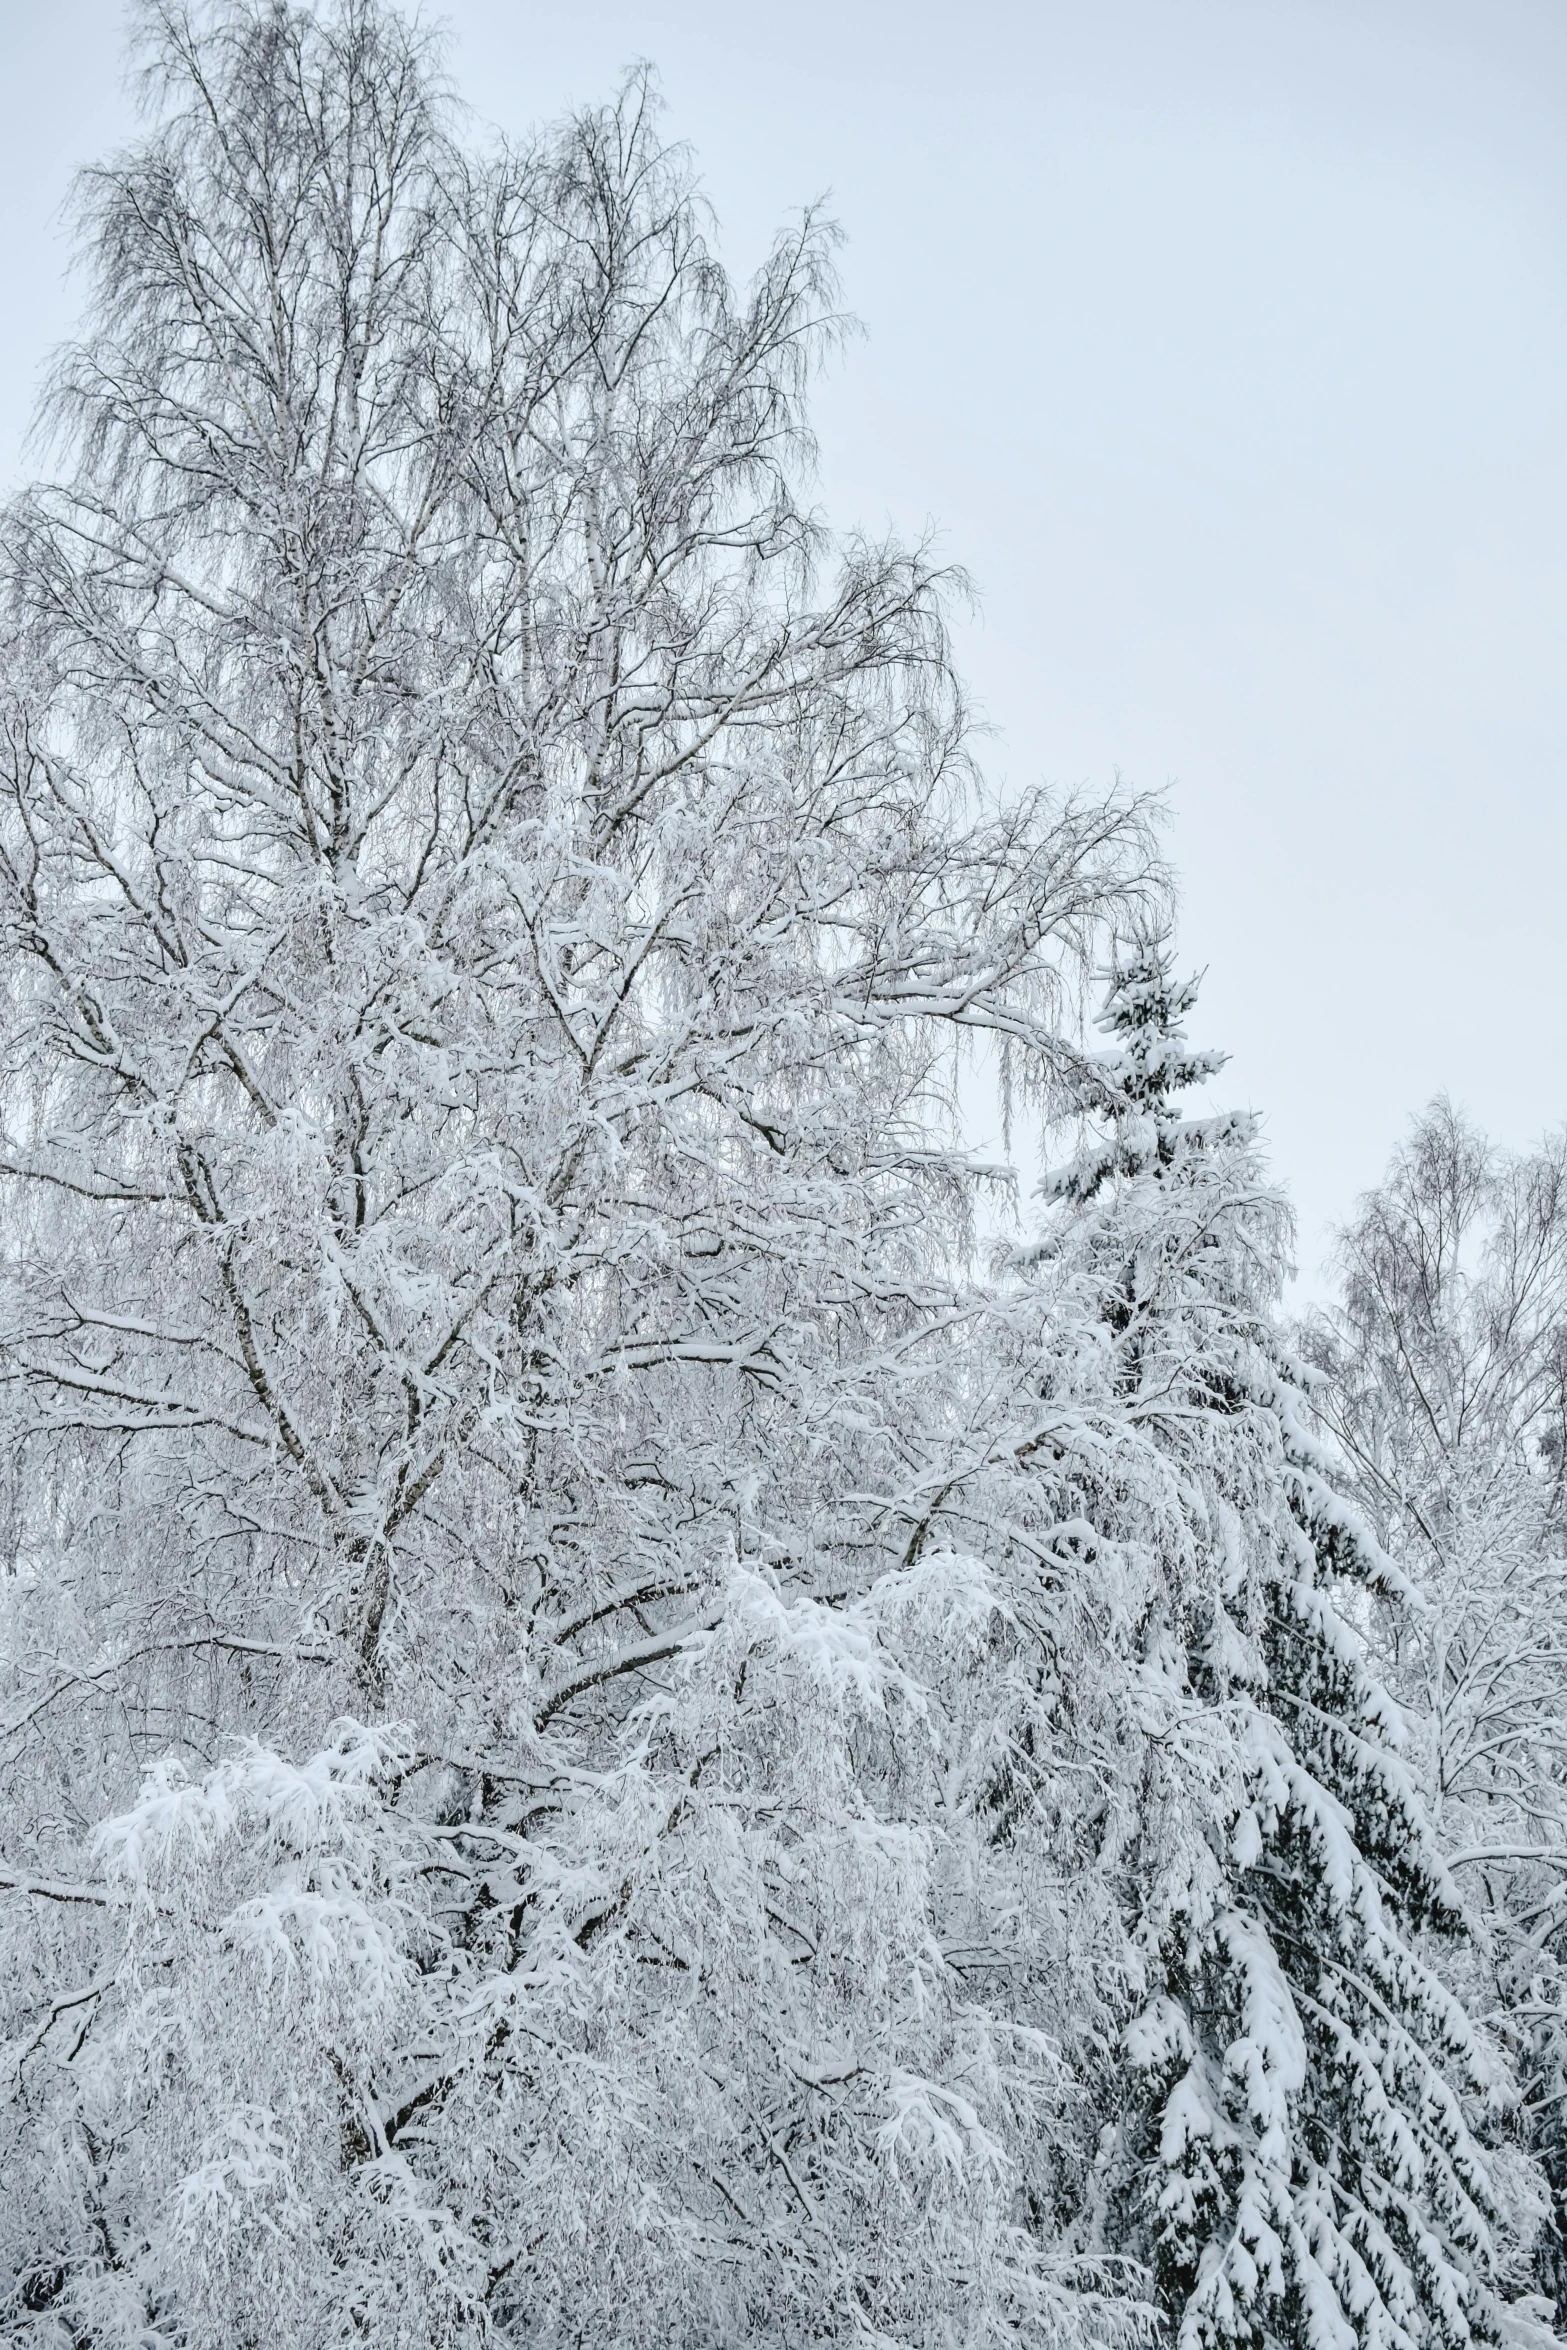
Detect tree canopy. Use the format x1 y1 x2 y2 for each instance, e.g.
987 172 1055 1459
0 8 1560 2348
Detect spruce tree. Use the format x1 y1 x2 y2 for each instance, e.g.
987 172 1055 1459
1005 940 1511 2350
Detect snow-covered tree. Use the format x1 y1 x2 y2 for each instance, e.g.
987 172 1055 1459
1305 1104 1567 2324
988 943 1518 2350
2 10 1544 2348
0 4 1165 2342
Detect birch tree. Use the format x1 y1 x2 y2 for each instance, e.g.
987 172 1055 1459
1306 1103 1567 2325
0 3 1162 2341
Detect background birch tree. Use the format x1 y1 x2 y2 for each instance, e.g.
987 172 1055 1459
1305 1104 1567 2327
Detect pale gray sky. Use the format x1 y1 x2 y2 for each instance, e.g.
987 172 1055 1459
2 0 1564 1284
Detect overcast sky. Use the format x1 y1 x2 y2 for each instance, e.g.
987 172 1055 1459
2 0 1564 1286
